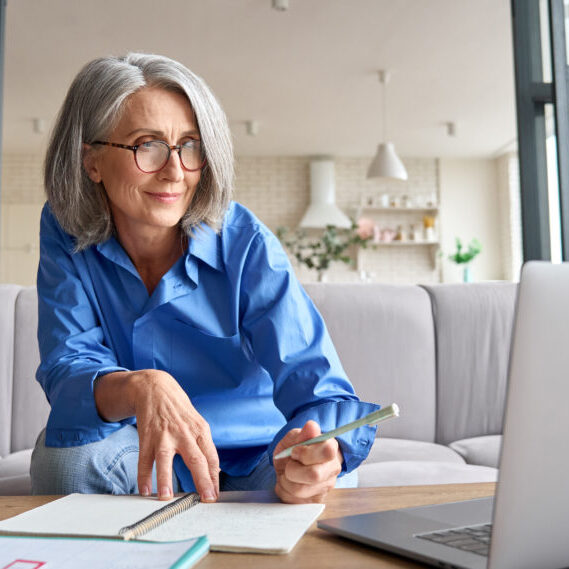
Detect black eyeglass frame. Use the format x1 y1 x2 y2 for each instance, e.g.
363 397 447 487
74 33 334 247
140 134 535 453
90 140 206 173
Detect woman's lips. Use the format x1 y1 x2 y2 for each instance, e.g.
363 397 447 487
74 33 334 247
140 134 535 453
146 192 182 203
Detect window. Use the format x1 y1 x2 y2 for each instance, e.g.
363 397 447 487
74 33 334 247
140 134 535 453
512 0 569 261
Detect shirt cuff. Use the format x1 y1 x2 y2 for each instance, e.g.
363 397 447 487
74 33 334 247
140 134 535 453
44 365 131 447
268 400 380 474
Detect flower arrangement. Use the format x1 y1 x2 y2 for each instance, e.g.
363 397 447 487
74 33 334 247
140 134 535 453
448 237 482 282
448 237 482 264
277 220 373 281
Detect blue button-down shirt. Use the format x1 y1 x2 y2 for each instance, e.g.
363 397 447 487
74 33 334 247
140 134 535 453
36 201 378 491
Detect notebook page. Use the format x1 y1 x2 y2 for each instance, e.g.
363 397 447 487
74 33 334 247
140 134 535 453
0 494 324 554
145 502 325 553
0 494 172 537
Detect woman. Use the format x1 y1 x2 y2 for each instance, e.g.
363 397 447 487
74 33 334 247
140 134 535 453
30 53 379 504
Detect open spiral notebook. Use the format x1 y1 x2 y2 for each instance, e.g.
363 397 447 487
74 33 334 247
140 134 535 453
0 492 324 554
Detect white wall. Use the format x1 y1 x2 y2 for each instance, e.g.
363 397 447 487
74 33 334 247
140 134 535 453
439 158 504 282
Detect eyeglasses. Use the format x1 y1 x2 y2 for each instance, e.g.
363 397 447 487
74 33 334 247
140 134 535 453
91 140 206 173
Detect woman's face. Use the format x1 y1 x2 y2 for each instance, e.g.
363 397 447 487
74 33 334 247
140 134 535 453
84 87 202 241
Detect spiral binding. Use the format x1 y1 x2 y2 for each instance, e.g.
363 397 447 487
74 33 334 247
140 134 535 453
119 492 201 541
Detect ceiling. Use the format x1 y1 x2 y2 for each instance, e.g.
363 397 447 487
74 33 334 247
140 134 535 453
2 0 516 158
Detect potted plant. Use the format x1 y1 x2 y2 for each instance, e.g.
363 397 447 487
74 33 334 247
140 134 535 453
448 237 482 282
277 220 373 282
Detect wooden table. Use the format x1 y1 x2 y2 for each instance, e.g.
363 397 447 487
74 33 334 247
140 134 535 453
0 483 495 568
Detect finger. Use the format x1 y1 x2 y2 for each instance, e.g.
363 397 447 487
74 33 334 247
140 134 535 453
195 432 220 498
273 427 302 460
291 437 340 466
298 420 322 441
285 455 342 486
137 444 155 497
274 421 322 463
275 476 332 504
179 440 218 502
155 447 175 500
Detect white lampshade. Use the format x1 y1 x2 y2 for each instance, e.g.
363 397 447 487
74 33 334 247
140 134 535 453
366 142 408 181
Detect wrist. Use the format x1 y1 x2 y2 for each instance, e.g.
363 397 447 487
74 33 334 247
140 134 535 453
94 370 142 421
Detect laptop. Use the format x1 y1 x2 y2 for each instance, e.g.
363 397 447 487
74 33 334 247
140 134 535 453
318 262 569 569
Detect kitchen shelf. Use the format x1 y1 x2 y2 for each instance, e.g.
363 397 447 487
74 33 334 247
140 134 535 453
357 241 440 270
352 202 440 272
357 206 439 214
372 240 439 246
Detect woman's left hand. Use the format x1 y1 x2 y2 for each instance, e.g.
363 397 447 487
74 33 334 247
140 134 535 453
273 420 343 504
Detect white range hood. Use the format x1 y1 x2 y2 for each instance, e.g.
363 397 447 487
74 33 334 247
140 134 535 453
298 159 352 229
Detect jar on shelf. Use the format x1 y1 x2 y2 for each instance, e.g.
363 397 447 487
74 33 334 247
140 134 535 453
409 224 422 241
423 215 436 242
425 192 438 208
395 225 406 242
377 193 390 208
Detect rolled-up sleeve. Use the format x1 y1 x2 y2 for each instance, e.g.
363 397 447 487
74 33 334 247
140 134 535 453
36 205 130 447
239 230 379 474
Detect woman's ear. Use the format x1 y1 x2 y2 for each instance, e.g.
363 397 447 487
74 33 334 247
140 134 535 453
82 143 103 183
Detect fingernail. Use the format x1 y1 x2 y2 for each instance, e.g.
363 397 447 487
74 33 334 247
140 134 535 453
160 486 171 499
202 490 216 502
140 486 150 497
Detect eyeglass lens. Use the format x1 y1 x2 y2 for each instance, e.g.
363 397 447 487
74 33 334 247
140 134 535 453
135 141 203 172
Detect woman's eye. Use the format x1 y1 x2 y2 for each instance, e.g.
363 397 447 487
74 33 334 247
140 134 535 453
136 141 159 155
182 139 200 149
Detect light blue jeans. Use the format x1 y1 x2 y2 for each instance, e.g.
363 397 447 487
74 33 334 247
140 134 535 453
30 425 357 495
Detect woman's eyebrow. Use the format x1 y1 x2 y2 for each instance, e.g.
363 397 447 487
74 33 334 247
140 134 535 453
125 128 201 138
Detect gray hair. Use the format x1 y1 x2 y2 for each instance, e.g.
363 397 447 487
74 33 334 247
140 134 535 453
44 53 234 249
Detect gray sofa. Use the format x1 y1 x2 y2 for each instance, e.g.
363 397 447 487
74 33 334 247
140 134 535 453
0 281 517 495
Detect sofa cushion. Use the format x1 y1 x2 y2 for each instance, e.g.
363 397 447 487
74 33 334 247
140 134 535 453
11 287 50 453
0 448 32 478
0 285 21 457
364 437 466 465
357 461 498 487
421 283 517 445
449 435 502 468
0 474 32 495
304 283 436 442
0 448 33 496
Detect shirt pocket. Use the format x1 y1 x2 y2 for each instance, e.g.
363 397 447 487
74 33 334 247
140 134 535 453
166 317 246 395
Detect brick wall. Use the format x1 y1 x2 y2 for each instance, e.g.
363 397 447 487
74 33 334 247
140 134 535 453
0 154 45 284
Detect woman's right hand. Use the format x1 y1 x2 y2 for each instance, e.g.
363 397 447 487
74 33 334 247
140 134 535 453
94 369 219 501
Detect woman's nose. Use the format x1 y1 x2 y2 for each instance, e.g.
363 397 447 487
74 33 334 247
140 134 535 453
158 149 184 181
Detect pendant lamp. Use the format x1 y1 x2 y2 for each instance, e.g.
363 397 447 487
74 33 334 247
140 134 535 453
367 70 408 181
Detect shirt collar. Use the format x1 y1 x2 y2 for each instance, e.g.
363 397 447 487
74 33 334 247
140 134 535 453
96 237 139 278
187 223 223 273
95 224 223 288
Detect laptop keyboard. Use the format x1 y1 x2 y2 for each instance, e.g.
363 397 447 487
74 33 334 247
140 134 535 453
415 523 492 557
